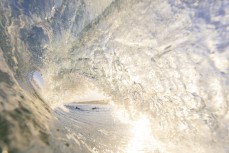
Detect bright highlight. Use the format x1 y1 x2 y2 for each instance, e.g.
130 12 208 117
126 116 158 153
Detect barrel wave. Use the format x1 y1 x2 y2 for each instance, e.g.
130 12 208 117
0 0 229 153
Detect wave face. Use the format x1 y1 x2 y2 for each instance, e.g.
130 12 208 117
0 0 229 153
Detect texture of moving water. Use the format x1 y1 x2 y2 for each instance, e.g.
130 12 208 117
0 0 229 153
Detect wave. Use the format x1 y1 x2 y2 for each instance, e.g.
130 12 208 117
0 0 229 153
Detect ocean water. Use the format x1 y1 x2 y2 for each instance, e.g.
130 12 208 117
0 0 229 153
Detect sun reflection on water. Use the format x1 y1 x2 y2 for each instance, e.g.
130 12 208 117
112 105 162 153
126 116 150 153
126 116 160 153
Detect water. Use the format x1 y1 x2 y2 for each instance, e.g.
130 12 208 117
51 103 132 153
0 0 229 153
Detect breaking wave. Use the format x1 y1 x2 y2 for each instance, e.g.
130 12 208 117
0 0 229 153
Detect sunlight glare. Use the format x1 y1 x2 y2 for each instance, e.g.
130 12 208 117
126 116 156 153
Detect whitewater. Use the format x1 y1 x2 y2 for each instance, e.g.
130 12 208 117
0 0 229 153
